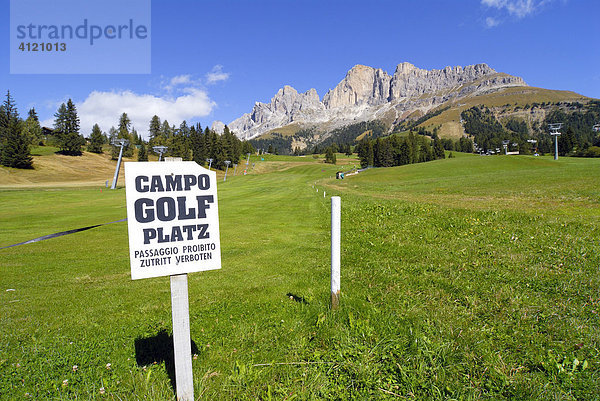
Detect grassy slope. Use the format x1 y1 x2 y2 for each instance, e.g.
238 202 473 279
1 154 599 399
263 123 303 138
0 147 139 188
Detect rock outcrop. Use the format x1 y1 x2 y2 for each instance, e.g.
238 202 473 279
226 62 526 139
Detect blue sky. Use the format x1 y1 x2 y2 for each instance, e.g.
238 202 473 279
1 0 598 138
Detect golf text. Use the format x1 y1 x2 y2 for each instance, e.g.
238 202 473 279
133 174 213 244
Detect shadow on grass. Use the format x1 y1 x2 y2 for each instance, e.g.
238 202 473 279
134 329 199 394
286 292 309 304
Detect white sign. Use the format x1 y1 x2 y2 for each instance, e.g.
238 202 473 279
124 161 221 280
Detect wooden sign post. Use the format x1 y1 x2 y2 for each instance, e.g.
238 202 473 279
170 274 193 400
124 161 221 401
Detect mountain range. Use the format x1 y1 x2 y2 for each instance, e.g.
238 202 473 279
211 62 587 150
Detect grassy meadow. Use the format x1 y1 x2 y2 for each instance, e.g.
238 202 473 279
1 153 599 400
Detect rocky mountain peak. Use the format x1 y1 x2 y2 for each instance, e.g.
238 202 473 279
394 62 418 75
225 62 526 140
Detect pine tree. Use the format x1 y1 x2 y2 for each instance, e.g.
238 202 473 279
357 138 373 168
0 91 33 169
397 141 410 165
222 125 233 161
54 99 84 155
87 124 104 153
65 100 80 140
161 120 172 140
168 121 191 160
241 140 255 155
138 141 148 161
558 127 576 156
365 141 374 167
22 108 42 145
407 132 418 163
433 137 445 159
374 137 394 167
117 113 133 157
190 124 207 165
212 133 227 170
325 146 337 164
53 103 68 142
131 129 140 146
148 115 162 147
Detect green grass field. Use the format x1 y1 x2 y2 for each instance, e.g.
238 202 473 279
1 154 599 400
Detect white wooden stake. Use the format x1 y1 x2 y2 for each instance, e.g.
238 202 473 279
170 274 194 401
331 196 341 309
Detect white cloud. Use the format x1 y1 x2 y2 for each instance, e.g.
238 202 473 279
485 16 501 27
43 87 215 139
482 0 551 18
169 74 192 86
40 67 228 138
206 65 230 85
160 74 207 92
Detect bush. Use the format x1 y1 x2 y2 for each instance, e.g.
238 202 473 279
582 146 600 158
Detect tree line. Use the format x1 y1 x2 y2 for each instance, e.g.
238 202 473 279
0 90 255 170
94 113 255 169
354 131 446 168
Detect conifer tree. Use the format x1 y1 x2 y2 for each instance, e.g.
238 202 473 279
365 141 374 167
131 129 139 146
161 120 172 140
325 146 337 164
117 112 133 157
53 103 68 140
148 115 162 147
190 124 207 165
241 139 255 155
0 91 32 169
407 131 418 163
558 127 576 156
22 108 42 145
138 141 148 161
168 121 191 160
397 141 410 165
54 99 84 155
433 137 445 159
87 123 104 153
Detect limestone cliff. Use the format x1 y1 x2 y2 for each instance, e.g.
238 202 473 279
224 62 526 139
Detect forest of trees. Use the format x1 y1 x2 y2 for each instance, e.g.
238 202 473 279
144 118 254 169
543 101 600 156
250 121 388 156
461 102 600 156
460 106 531 153
319 121 387 149
354 131 445 168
